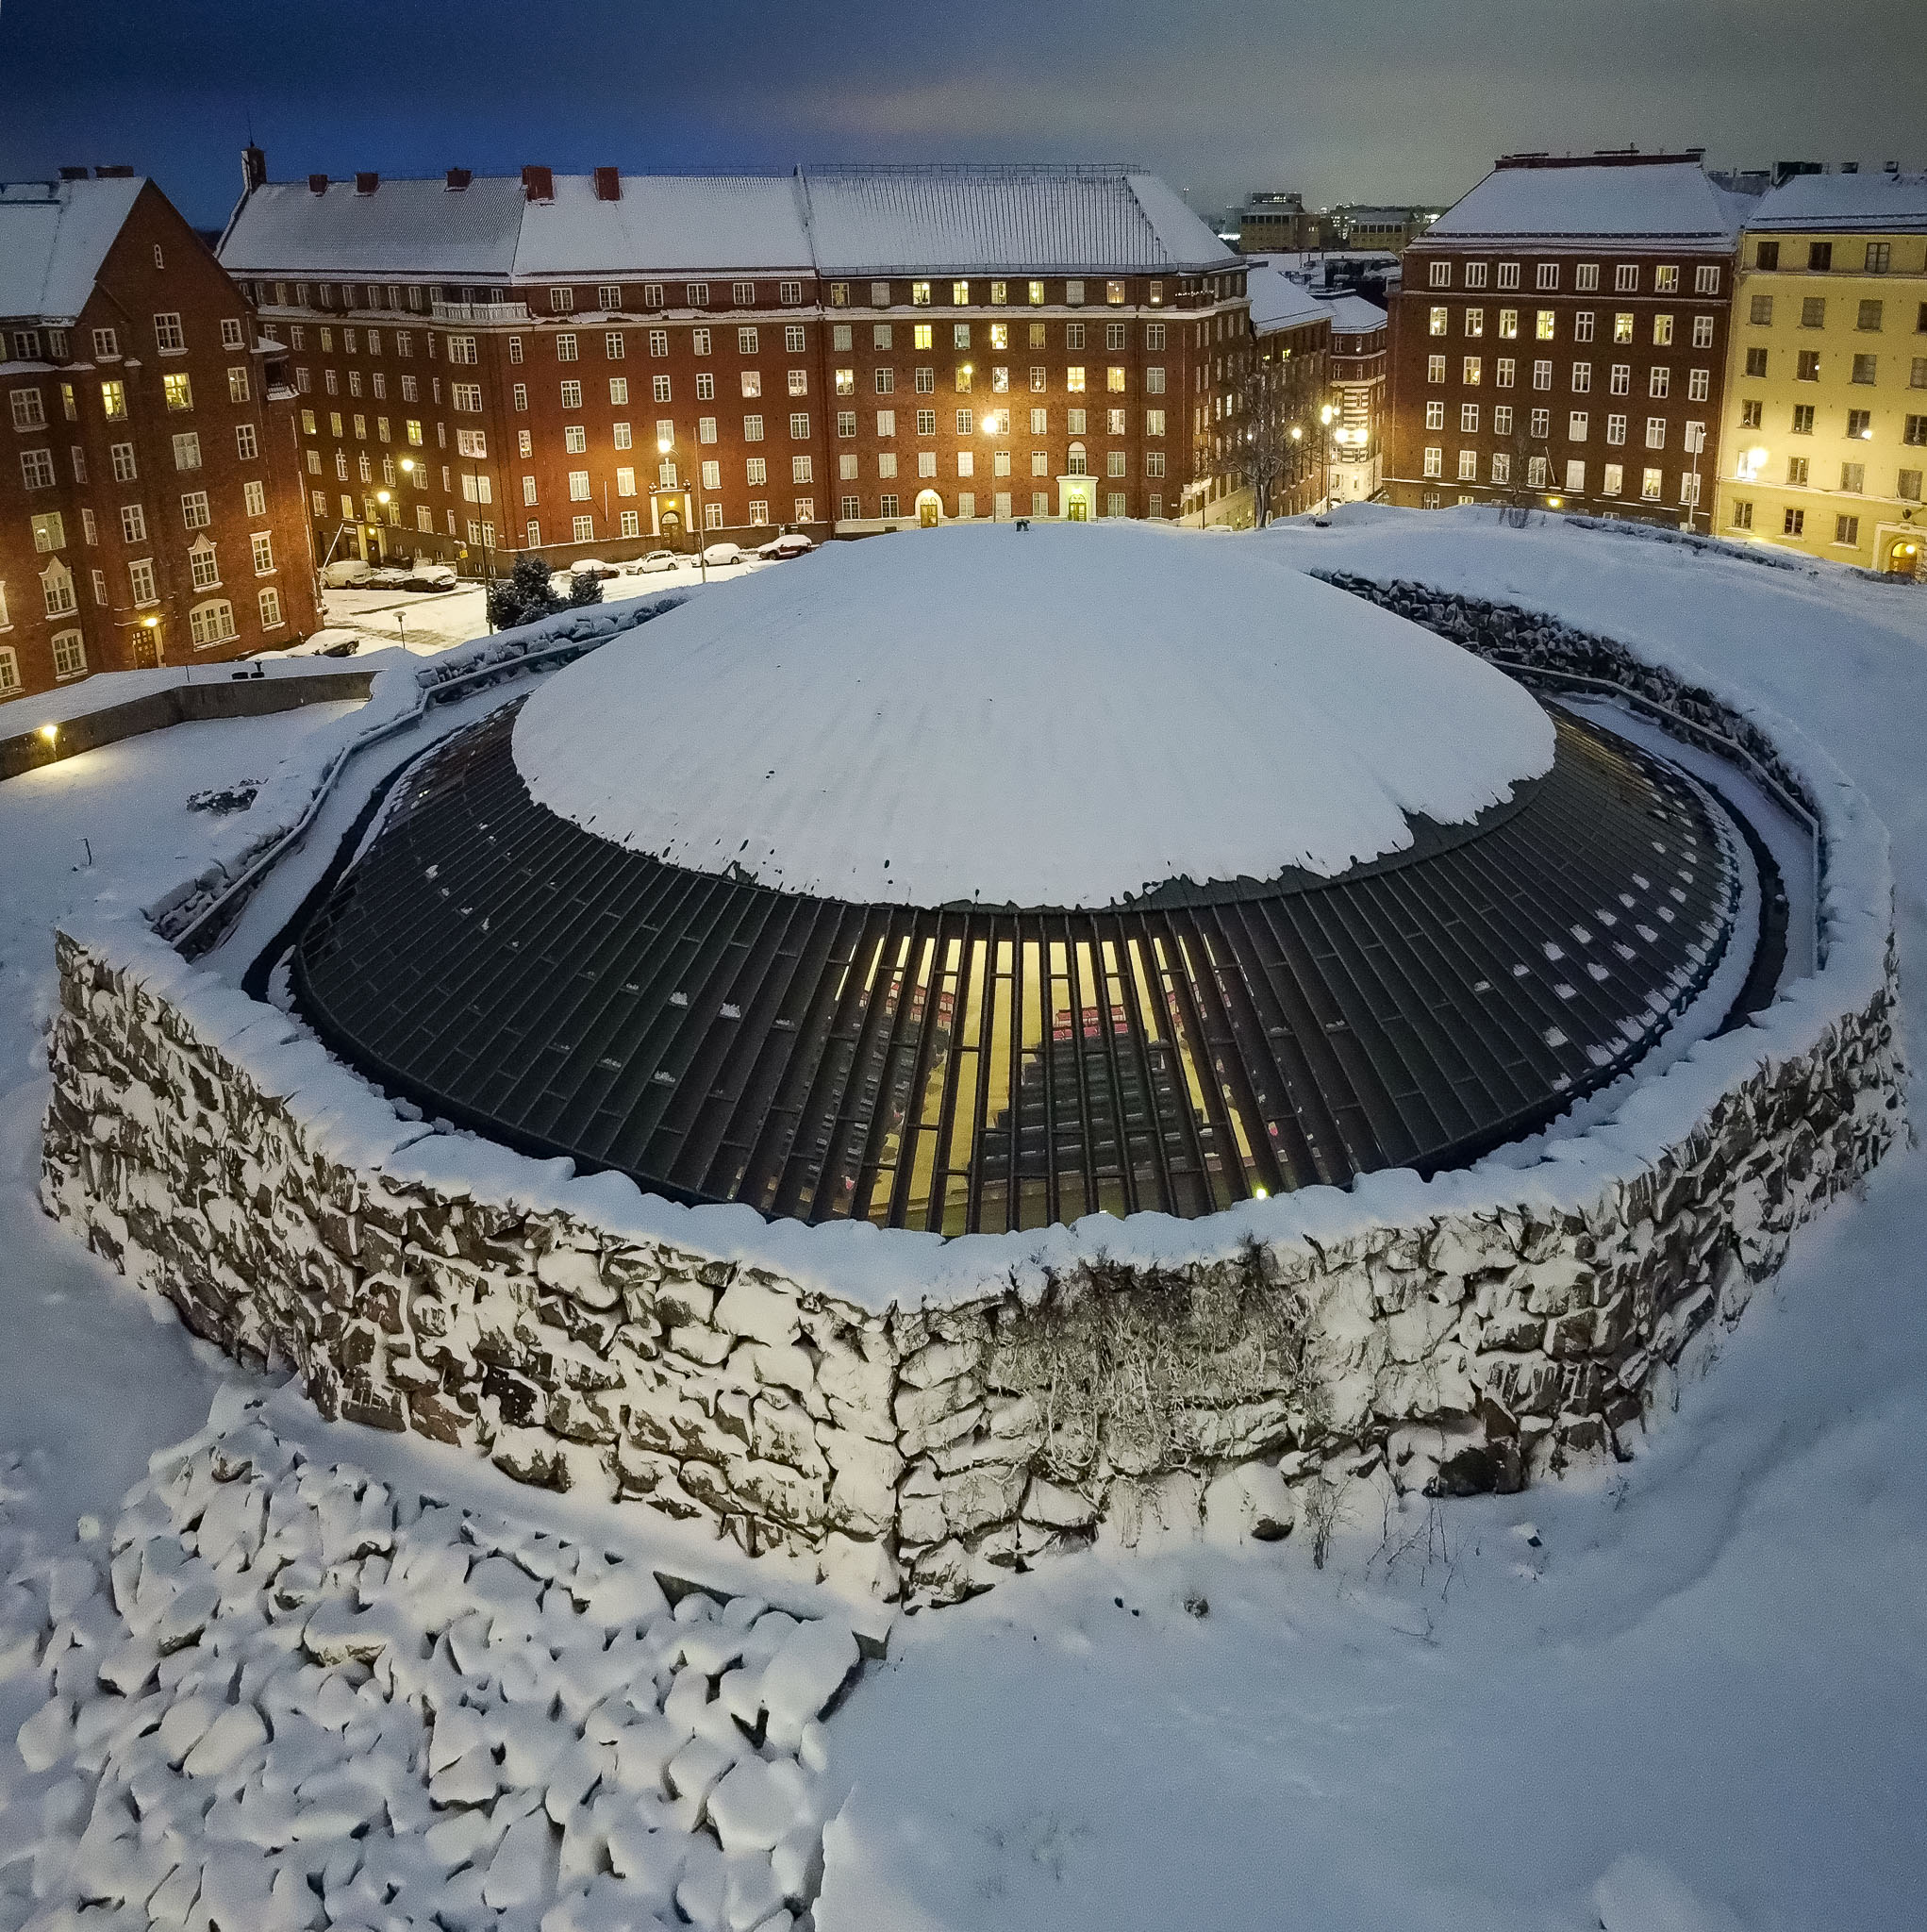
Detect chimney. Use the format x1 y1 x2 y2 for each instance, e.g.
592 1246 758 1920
594 166 622 202
1840 160 1860 175
94 164 134 178
307 173 329 195
241 144 267 193
356 171 380 195
445 167 473 192
58 165 88 180
522 164 554 203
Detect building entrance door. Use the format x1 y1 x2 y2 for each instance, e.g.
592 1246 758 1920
1885 534 1919 577
660 510 682 544
916 491 942 527
131 623 162 670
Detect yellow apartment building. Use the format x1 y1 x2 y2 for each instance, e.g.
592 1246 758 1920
1717 171 1926 576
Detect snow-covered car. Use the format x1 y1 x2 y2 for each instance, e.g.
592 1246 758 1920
756 531 816 560
320 559 375 589
627 551 682 575
702 541 746 567
365 567 410 590
571 558 623 580
401 563 457 591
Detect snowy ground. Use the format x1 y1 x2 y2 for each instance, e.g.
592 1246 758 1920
319 556 765 660
4 508 1926 1929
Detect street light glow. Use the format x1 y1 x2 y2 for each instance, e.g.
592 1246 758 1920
38 724 58 743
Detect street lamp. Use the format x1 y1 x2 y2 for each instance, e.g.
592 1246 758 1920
662 436 706 583
1319 403 1336 512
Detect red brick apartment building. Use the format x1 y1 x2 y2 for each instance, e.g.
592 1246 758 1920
1 170 317 705
1387 151 1750 525
216 158 1251 572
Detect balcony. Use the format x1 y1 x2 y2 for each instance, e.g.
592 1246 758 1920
432 300 530 325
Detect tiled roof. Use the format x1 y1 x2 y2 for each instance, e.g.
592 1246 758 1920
0 176 144 322
218 166 1234 283
1746 172 1927 233
219 176 527 277
1420 160 1751 246
514 175 811 275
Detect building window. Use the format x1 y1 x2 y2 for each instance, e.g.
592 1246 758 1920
1459 402 1479 432
181 490 211 529
1425 401 1445 430
188 540 221 590
1801 297 1827 330
1904 415 1927 446
189 599 237 646
1495 358 1515 388
1526 457 1549 488
1784 508 1805 536
1796 351 1820 382
1841 461 1865 493
50 629 86 678
1852 355 1878 385
1571 362 1592 392
1422 446 1442 477
1456 448 1477 480
1787 456 1809 486
1898 469 1922 502
1533 360 1551 390
153 311 186 352
1427 355 1445 383
1745 347 1769 380
1570 411 1588 441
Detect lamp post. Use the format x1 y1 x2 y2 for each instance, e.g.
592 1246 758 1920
663 436 706 583
1319 403 1336 513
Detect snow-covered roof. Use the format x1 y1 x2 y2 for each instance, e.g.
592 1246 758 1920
218 166 1235 283
798 166 1233 275
511 522 1553 908
219 175 526 277
1420 158 1751 248
1318 291 1389 335
1746 171 1927 233
1245 258 1328 334
514 175 810 275
0 175 144 322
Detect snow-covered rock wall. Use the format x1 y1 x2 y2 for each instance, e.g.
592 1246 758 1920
38 587 1905 1607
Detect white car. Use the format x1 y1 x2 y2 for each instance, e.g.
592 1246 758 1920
702 541 746 567
320 559 375 589
756 531 816 560
571 558 623 580
628 551 681 574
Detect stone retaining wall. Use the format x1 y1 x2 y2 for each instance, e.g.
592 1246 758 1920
40 587 1906 1607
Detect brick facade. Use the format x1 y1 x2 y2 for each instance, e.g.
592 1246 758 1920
1 175 318 705
1385 154 1739 527
222 167 1250 574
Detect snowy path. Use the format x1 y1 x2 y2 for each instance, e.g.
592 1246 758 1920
2 510 1925 1929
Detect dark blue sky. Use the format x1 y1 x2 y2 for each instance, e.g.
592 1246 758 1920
3 0 1922 230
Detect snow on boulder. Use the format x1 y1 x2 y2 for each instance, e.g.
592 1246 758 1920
759 1618 860 1752
513 521 1554 909
1202 1462 1296 1546
707 1754 813 1853
181 1702 268 1777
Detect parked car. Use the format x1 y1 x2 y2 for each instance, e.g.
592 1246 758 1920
401 563 457 591
628 551 682 575
756 531 816 560
571 558 623 580
320 559 375 589
366 567 410 590
701 541 746 567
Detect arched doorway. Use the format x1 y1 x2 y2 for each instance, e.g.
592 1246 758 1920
916 491 943 527
660 509 682 545
1884 534 1919 578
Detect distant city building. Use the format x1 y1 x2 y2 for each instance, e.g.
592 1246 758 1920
1387 150 1749 525
1320 291 1388 502
1336 207 1442 251
1717 167 1927 577
0 169 316 704
1241 259 1331 520
218 160 1250 566
1236 192 1321 255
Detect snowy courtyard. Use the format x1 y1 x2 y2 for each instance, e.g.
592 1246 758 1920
3 509 1925 1931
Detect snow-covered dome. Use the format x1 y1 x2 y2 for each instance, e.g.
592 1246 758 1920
512 524 1555 908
